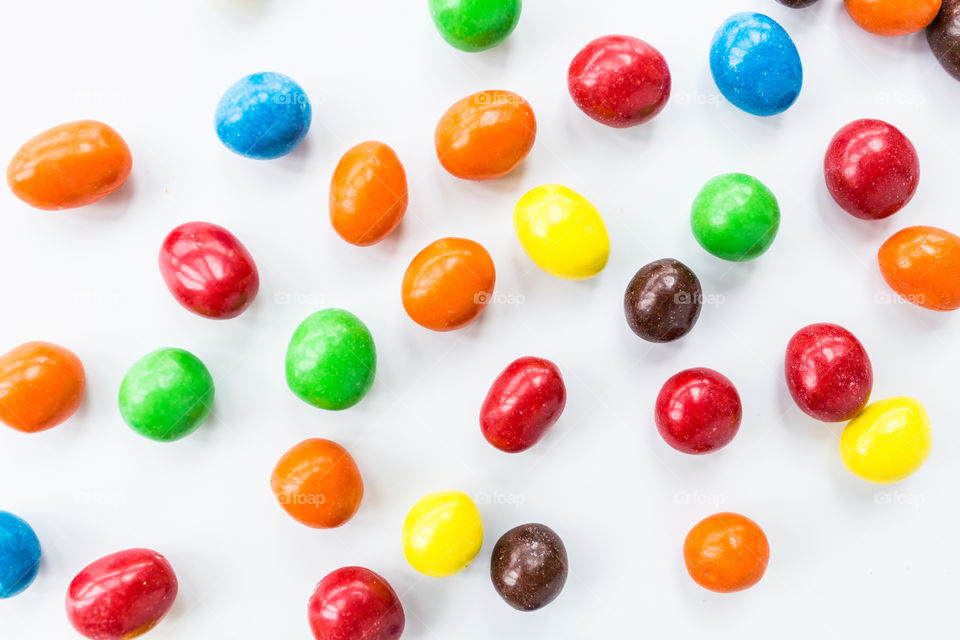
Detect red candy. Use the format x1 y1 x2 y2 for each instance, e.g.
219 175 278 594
654 368 742 454
308 566 404 640
480 356 566 453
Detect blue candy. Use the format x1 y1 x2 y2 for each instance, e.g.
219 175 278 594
710 13 802 117
215 72 312 159
0 511 41 598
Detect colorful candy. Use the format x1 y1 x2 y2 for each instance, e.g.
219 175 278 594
878 226 960 311
308 566 404 640
840 397 932 484
490 523 567 611
402 491 482 577
691 173 780 261
0 512 41 599
480 357 566 453
845 0 941 36
778 0 820 6
655 368 742 455
159 221 259 319
710 13 803 116
118 348 214 442
624 259 702 343
401 238 495 331
271 439 364 529
927 0 960 80
684 513 769 593
514 184 609 279
66 548 177 640
435 90 536 180
7 120 131 210
428 0 521 52
567 35 671 128
286 309 377 409
330 141 408 246
0 341 85 433
215 72 311 159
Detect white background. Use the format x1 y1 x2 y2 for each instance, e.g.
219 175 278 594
0 0 957 638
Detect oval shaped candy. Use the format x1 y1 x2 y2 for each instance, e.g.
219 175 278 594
159 221 259 319
878 226 960 311
330 141 407 246
846 0 941 36
710 13 802 116
655 368 742 455
0 511 41 599
778 0 820 6
691 173 780 261
480 357 566 453
624 259 703 343
286 309 377 409
402 491 483 577
435 90 536 180
7 120 131 210
0 341 85 433
215 72 311 159
490 523 568 611
118 348 214 442
840 397 931 484
684 513 769 593
928 0 960 81
514 184 610 279
308 566 404 640
272 438 364 529
428 0 521 52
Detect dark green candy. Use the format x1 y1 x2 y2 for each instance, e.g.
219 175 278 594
428 0 522 52
691 173 780 261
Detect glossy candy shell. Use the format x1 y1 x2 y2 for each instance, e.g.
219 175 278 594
480 356 566 453
0 341 85 433
490 523 568 611
927 0 960 81
0 512 41 599
655 368 742 454
428 0 521 52
878 226 960 311
684 513 769 593
839 397 932 484
215 72 311 159
308 566 404 640
271 439 364 529
691 173 780 261
623 259 703 343
402 491 483 577
330 141 408 246
845 0 941 36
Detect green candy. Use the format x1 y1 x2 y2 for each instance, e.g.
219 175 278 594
428 0 522 52
118 348 215 442
286 308 376 411
691 173 780 262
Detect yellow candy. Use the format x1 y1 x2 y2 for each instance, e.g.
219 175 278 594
839 397 931 484
402 490 483 577
514 184 610 280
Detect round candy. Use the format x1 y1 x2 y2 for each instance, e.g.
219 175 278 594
215 72 311 159
490 523 568 611
118 348 214 442
567 35 671 128
480 356 566 453
0 512 41 599
785 323 873 422
684 513 769 593
428 0 521 52
330 141 407 246
308 566 404 640
624 259 703 343
0 341 85 433
401 238 495 331
286 309 377 409
655 368 742 455
878 226 960 311
66 548 177 640
435 90 536 181
691 173 780 261
514 184 610 279
824 119 919 220
271 439 364 529
928 0 960 81
7 120 131 211
402 491 483 577
778 0 820 6
159 221 259 319
840 397 931 484
846 0 941 36
710 13 802 117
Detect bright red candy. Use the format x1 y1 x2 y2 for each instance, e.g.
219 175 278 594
159 221 259 319
480 356 566 453
308 566 404 640
655 368 741 454
785 323 873 422
66 548 178 640
567 35 671 128
824 119 920 220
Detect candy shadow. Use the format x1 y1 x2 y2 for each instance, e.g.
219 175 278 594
72 174 137 221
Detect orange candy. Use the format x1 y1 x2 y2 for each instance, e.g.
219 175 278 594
7 120 132 210
330 141 408 246
270 438 364 529
845 0 942 36
401 237 495 331
683 512 770 593
435 90 536 181
0 341 85 433
879 225 960 311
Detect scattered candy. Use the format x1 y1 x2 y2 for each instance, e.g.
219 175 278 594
272 439 364 529
402 491 482 577
0 512 40 599
118 348 214 442
839 397 931 484
330 141 408 246
684 512 769 593
655 368 742 455
567 35 671 128
480 356 566 453
215 72 311 159
845 0 941 36
0 341 85 433
308 566 404 640
878 225 960 311
927 0 960 80
7 120 131 210
778 0 820 6
428 0 521 52
490 523 568 611
623 259 702 343
691 173 780 261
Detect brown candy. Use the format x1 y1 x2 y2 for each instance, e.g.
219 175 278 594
777 0 820 6
623 258 703 343
490 523 568 611
928 0 960 81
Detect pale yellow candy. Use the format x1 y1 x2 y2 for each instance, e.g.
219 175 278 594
402 490 483 577
839 397 931 484
514 184 610 280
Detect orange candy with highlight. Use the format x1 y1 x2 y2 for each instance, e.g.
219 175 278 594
683 512 770 593
845 0 942 36
878 225 960 311
330 141 408 246
0 341 85 433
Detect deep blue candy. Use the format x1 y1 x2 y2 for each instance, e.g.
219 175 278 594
710 13 802 117
0 511 41 598
215 72 312 159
